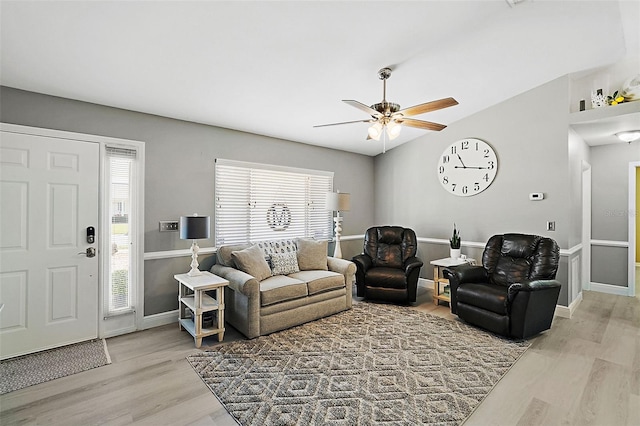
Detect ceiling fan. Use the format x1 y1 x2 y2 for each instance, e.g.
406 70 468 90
314 67 458 144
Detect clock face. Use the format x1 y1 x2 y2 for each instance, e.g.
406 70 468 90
437 138 498 196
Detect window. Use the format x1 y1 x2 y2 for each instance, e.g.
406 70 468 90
104 146 137 316
215 159 333 246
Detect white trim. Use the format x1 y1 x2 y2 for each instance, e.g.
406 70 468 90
144 246 217 261
0 123 142 145
590 239 629 248
589 282 630 296
341 234 364 241
215 158 334 177
628 161 639 297
555 291 583 319
141 310 178 330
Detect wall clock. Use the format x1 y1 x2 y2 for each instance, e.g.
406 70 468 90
437 138 498 196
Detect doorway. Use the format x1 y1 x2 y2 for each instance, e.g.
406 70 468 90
582 161 591 292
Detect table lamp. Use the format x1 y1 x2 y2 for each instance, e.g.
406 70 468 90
326 191 350 258
180 214 211 276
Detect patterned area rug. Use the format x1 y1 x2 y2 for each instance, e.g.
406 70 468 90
188 304 529 425
0 339 111 395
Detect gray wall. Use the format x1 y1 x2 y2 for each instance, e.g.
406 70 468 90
372 77 573 304
0 86 376 314
373 76 571 246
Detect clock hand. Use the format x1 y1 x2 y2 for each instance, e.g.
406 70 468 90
456 154 467 168
454 165 488 169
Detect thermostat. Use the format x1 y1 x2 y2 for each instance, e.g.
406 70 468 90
529 193 544 201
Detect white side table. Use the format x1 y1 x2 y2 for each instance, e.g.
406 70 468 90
175 271 229 348
430 257 476 306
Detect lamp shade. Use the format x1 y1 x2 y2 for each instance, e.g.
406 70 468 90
326 192 351 212
179 215 210 240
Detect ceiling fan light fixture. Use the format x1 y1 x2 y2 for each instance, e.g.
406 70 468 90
386 120 402 140
368 122 383 141
615 130 640 143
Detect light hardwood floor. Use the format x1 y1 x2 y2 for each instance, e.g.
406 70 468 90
1 284 638 425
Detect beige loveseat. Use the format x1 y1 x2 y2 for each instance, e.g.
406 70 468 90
210 239 355 339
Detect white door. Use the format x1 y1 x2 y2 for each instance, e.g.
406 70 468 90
0 128 99 359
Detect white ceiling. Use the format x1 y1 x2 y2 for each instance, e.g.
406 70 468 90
1 1 638 156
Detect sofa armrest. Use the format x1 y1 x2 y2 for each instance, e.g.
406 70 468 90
327 256 356 278
210 264 260 297
327 256 355 308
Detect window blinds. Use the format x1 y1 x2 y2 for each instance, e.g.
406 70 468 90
215 159 333 246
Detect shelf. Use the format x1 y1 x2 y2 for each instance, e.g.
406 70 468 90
179 318 224 338
180 294 219 314
569 100 640 124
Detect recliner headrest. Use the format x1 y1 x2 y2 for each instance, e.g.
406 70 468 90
377 226 404 244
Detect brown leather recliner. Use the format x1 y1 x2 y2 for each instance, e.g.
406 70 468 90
445 233 561 339
352 226 423 303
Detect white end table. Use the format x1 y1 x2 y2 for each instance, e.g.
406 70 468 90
175 271 229 348
429 257 476 306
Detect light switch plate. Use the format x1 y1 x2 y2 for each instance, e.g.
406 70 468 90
159 220 179 232
546 221 555 231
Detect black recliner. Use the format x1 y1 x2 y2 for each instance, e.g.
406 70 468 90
445 233 561 339
352 226 423 303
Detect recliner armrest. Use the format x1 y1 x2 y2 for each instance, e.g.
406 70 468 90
444 263 488 285
404 256 423 275
514 279 562 291
352 254 372 272
507 279 561 303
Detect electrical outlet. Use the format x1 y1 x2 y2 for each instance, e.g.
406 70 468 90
159 220 179 232
546 221 555 231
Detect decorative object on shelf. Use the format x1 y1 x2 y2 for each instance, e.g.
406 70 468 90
437 138 498 196
579 99 586 111
180 214 211 276
607 90 625 106
615 130 640 143
450 224 461 259
621 74 640 102
591 89 607 108
326 191 350 258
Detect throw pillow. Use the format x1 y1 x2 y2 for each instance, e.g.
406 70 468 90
271 252 300 276
231 244 272 281
297 238 328 271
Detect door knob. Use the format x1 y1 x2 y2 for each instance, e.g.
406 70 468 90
78 247 96 258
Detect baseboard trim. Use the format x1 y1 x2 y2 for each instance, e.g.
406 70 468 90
589 282 630 296
555 292 583 319
141 310 178 330
102 325 137 339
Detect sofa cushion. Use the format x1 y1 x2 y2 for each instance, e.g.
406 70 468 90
257 239 297 257
297 239 328 271
288 270 344 295
231 244 272 282
260 275 308 306
217 243 250 268
270 252 300 276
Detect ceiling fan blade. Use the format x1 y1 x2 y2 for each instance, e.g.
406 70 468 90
398 118 447 131
313 119 372 128
396 97 458 117
343 100 382 117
